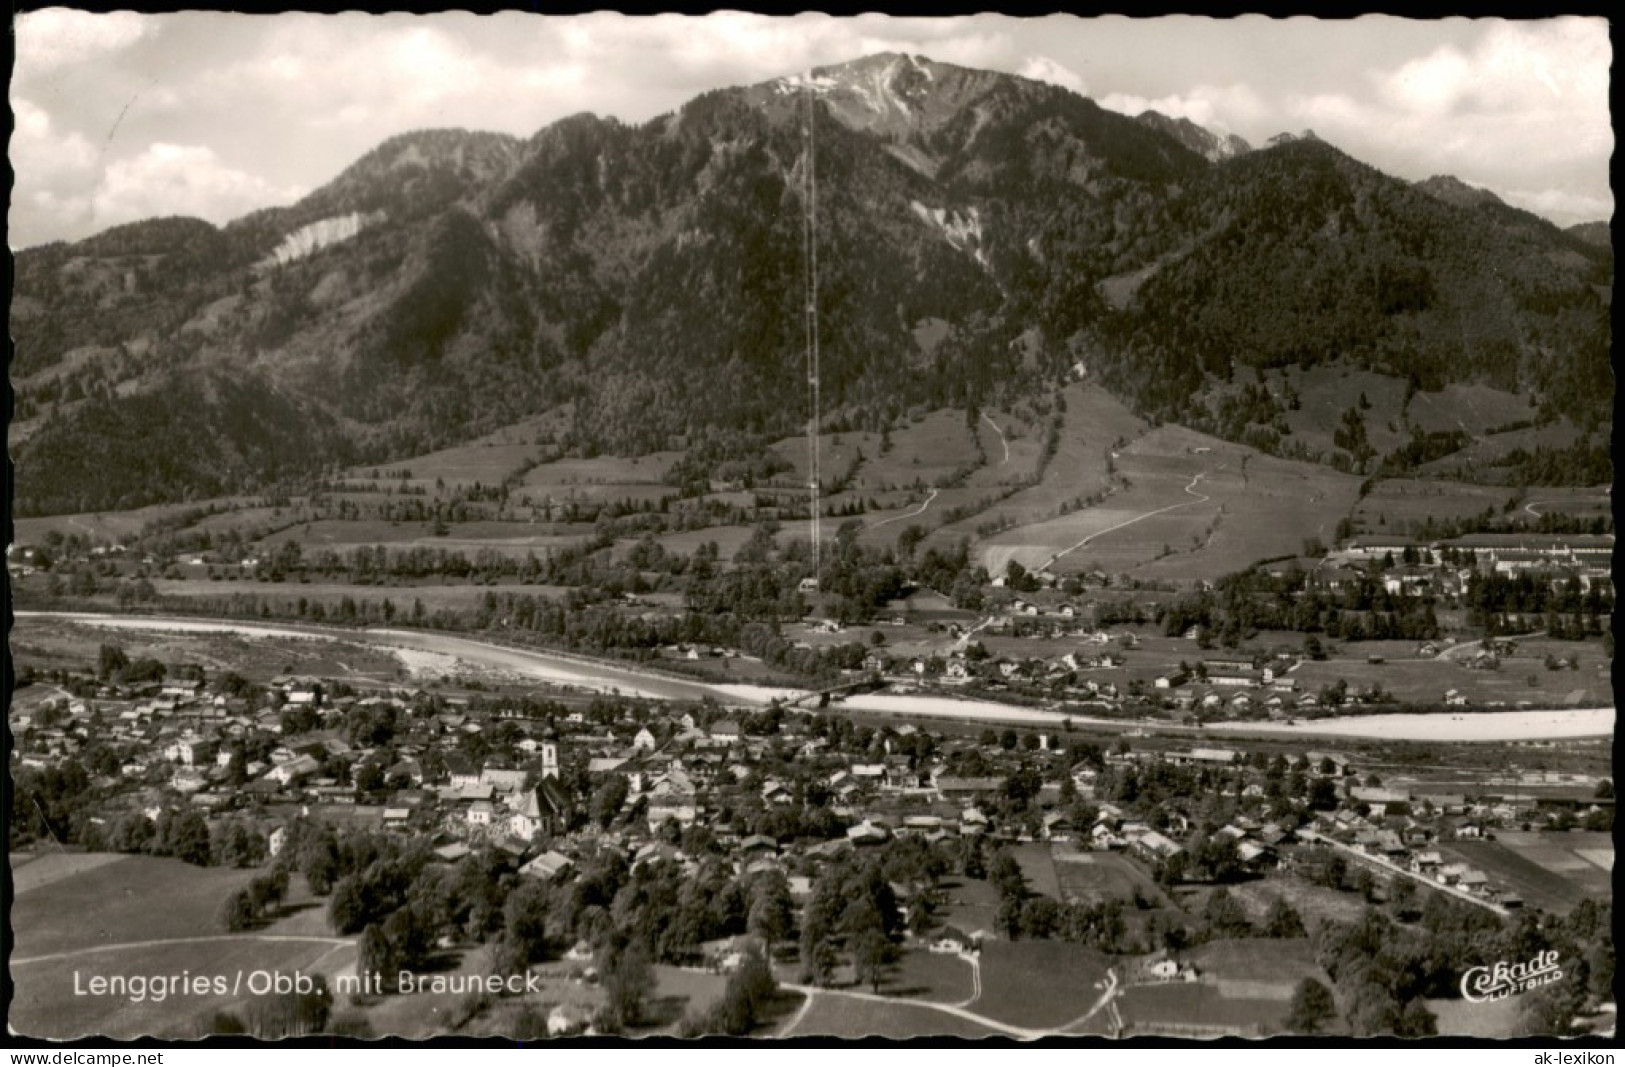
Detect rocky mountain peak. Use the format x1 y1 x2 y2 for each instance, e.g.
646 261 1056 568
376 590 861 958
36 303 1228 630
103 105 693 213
1135 110 1251 163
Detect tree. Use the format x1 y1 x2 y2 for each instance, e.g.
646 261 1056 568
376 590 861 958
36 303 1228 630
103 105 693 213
747 873 794 954
98 643 130 680
158 809 213 867
591 776 630 829
244 976 331 1038
700 946 779 1036
357 923 400 993
1202 888 1251 939
1285 978 1336 1034
219 888 258 932
107 812 155 854
503 880 551 966
600 939 655 1031
850 924 899 994
1263 896 1306 939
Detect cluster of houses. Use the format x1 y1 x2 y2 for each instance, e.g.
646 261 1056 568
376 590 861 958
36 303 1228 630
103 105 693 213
1330 533 1613 594
13 654 1609 934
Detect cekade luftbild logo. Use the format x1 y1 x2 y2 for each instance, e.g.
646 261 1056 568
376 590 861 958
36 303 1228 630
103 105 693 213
1460 949 1563 1003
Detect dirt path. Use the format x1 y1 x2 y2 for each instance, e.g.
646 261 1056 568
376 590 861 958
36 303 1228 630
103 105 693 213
982 413 1010 465
1039 467 1218 573
869 488 940 529
1058 967 1120 1033
780 981 1047 1039
1525 497 1608 519
12 934 356 967
778 987 819 1036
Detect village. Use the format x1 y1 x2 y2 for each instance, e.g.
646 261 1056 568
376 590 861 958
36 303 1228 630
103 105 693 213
12 645 1611 926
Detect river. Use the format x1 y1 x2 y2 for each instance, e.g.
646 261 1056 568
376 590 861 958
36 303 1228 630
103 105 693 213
15 612 1614 743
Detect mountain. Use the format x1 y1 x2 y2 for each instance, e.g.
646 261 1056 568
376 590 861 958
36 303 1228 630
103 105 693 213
10 55 1613 515
1567 220 1611 248
1135 110 1251 163
1415 173 1505 211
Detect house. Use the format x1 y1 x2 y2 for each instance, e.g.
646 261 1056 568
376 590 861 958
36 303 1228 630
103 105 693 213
709 720 742 744
444 754 482 790
482 767 528 794
163 737 208 766
467 800 496 827
846 820 889 846
509 778 571 840
739 834 778 856
1132 831 1183 862
520 850 575 881
266 754 320 787
632 727 658 752
928 927 979 956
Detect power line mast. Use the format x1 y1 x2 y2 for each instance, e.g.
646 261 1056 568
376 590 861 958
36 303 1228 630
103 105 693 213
802 73 823 589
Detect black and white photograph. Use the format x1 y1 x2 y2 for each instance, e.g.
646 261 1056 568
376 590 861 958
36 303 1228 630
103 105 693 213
6 10 1615 1044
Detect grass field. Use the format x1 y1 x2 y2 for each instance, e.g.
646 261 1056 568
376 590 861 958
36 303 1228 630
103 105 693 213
358 413 564 489
1288 643 1613 708
1406 383 1535 438
977 421 1359 579
256 519 595 557
1051 848 1167 908
1009 842 1062 900
11 935 355 1040
1184 938 1327 1000
1442 832 1612 916
1276 365 1411 460
969 940 1113 1029
849 411 985 491
1425 993 1525 1038
12 618 406 682
1227 876 1368 935
1114 982 1284 1036
1417 421 1583 479
9 851 130 894
782 993 1005 1038
935 384 1141 560
152 579 571 612
12 854 260 958
14 499 252 545
10 854 360 1040
964 406 1048 489
887 948 977 1003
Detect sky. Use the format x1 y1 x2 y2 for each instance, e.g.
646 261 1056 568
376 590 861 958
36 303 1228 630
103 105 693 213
8 11 1613 249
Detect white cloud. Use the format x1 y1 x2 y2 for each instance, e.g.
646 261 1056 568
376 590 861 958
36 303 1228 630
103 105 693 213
1498 186 1613 228
1098 83 1266 135
8 96 101 246
91 143 304 228
14 9 150 80
1381 43 1474 115
1019 55 1086 95
7 14 1611 243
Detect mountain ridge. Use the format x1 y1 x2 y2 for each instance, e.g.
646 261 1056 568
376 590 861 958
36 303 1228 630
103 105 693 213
10 52 1612 515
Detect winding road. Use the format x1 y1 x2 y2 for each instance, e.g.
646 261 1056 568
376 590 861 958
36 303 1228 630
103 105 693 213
12 934 356 968
869 488 941 529
1039 467 1219 573
982 413 1011 465
779 955 1122 1039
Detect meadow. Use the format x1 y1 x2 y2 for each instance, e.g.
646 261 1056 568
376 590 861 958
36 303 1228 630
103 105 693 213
1051 848 1167 908
10 853 359 1040
968 940 1113 1029
976 421 1360 579
1113 982 1283 1036
781 994 1005 1038
1441 833 1611 916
